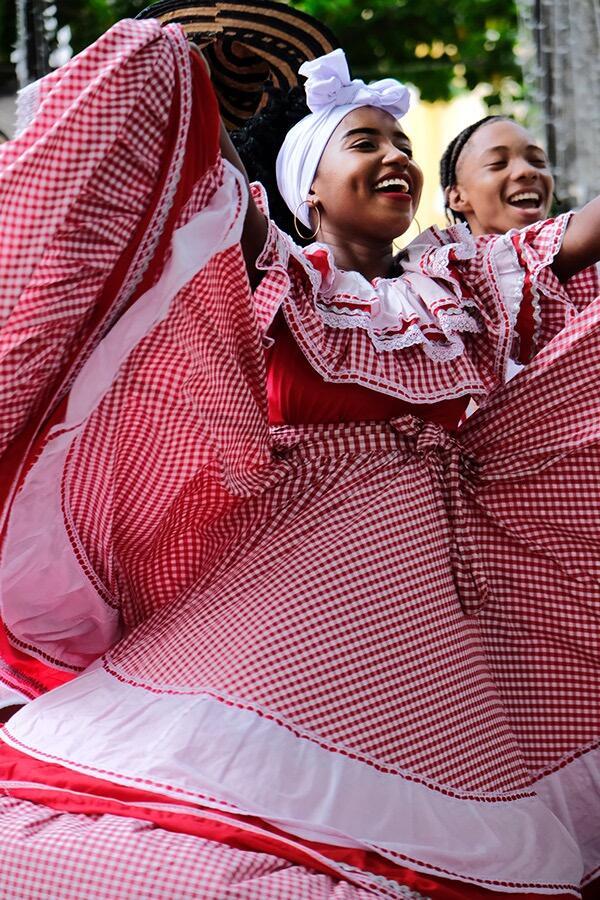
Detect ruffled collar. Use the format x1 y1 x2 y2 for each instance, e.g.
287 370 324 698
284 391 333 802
291 224 481 361
252 188 510 402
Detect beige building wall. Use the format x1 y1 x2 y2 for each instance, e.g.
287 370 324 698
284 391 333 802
399 90 486 242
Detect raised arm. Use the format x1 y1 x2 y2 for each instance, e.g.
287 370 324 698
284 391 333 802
552 197 600 282
191 47 268 288
218 122 269 287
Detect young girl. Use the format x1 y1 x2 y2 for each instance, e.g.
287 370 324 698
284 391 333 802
440 115 554 235
0 20 599 899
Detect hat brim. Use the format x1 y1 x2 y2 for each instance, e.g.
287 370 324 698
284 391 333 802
136 0 338 129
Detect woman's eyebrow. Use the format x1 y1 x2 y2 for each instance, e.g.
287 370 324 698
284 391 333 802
342 127 411 144
481 144 546 155
342 127 380 138
481 144 510 155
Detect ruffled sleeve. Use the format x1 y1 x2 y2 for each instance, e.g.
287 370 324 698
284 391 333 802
462 214 600 364
250 182 304 339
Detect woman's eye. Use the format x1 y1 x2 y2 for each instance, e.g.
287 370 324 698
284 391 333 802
399 146 413 159
353 140 377 150
486 159 506 169
530 157 548 168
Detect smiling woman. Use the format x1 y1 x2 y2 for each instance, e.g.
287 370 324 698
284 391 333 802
306 108 422 277
1 21 600 900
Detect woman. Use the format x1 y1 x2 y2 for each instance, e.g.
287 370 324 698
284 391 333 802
438 115 599 391
0 19 599 899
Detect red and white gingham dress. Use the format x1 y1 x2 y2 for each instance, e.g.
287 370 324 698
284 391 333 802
0 18 599 900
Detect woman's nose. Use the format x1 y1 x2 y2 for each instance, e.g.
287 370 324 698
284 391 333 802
382 144 410 166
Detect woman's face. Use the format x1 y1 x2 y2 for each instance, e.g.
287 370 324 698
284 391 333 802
309 106 423 246
448 120 554 236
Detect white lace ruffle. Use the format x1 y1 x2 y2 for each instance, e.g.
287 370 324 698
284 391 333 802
252 185 483 364
300 236 482 359
315 306 480 361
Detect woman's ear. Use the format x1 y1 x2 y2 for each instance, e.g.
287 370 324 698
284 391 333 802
446 184 472 217
307 185 320 206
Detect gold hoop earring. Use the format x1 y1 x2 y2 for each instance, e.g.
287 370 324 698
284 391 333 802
294 200 321 241
412 216 422 234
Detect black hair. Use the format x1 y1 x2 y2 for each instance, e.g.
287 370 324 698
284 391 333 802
439 115 509 223
230 84 310 240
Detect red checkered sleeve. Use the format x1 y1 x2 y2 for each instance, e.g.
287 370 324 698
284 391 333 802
467 215 600 364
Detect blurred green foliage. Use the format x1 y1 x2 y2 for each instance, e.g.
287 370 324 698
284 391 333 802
295 0 521 103
0 0 521 104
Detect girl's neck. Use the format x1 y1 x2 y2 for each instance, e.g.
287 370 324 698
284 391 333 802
319 233 395 281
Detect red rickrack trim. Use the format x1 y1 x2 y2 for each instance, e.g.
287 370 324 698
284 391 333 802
99 658 534 802
4 626 82 673
61 441 120 611
533 736 600 779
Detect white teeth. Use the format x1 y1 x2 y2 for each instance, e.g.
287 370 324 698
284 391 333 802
375 177 410 193
508 191 541 203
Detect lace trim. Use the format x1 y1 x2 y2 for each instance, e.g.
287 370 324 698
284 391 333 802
336 863 431 900
486 220 577 371
512 216 574 354
53 24 193 407
305 236 482 347
530 273 543 352
404 222 476 281
315 306 480 361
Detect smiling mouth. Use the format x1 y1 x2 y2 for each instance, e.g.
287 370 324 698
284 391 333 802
373 176 411 195
506 191 544 209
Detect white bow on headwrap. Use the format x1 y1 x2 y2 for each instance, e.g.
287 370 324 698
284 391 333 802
276 48 410 228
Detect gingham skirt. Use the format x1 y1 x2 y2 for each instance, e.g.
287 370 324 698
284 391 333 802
2 367 600 895
1 18 600 898
0 797 380 900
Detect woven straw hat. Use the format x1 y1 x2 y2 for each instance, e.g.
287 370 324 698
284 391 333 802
136 0 338 129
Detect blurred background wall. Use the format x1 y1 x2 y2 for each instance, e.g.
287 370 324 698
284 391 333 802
517 0 600 210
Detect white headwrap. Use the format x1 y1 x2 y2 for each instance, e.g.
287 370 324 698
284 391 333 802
276 48 411 227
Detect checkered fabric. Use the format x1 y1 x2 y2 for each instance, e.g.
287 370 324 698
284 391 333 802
0 17 219 692
1 15 600 898
0 19 193 461
0 797 380 899
459 292 600 774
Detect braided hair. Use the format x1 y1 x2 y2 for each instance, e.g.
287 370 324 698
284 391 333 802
439 115 510 223
231 85 310 240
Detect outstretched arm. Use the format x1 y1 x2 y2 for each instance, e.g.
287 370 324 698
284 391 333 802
552 197 600 282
